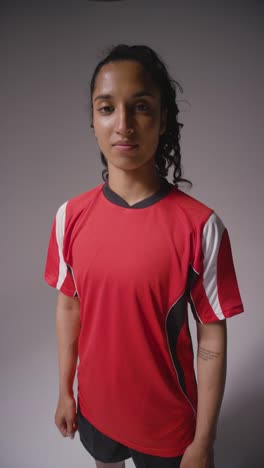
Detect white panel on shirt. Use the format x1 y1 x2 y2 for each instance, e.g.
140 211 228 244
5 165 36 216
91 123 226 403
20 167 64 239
202 212 226 320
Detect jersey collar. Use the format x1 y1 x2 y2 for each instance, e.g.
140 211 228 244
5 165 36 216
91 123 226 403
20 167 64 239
102 177 174 209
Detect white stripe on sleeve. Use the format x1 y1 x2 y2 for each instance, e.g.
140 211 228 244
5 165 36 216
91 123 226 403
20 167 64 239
55 201 68 290
202 212 226 320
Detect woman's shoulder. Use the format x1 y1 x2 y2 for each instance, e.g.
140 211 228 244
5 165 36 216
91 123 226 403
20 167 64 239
51 183 104 232
58 182 104 213
171 186 215 223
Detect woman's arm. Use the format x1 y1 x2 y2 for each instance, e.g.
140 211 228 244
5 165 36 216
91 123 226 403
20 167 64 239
193 319 227 449
56 291 81 397
180 320 227 468
54 291 81 438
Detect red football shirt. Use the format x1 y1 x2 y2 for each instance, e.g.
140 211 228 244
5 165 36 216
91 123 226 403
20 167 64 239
44 177 244 457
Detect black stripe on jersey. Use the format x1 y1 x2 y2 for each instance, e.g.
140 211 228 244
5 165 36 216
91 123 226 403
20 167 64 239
186 264 199 292
188 295 201 323
166 293 188 396
186 265 201 323
166 266 199 402
67 264 79 298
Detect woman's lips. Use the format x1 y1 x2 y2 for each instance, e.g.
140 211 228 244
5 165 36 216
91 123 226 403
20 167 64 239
114 144 138 151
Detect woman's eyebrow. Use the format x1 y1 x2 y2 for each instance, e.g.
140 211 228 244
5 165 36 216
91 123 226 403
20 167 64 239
93 91 155 102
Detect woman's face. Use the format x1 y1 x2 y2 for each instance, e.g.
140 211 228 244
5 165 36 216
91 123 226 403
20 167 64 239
92 60 167 173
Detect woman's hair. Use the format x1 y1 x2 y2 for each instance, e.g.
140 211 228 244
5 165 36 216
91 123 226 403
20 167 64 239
89 43 192 189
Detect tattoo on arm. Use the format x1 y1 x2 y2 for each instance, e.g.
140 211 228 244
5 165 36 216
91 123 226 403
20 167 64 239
198 346 221 361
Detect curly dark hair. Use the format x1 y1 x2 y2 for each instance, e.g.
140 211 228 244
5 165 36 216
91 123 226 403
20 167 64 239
89 43 192 189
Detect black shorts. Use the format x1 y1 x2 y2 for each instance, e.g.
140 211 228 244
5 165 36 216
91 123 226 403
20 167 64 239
77 402 184 468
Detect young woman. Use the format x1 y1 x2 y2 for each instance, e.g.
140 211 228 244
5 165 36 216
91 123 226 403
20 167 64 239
44 44 244 468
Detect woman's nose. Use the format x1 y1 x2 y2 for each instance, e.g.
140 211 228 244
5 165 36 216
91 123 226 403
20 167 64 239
114 108 134 133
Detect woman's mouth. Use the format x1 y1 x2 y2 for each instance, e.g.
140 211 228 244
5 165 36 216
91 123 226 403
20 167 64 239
113 144 139 151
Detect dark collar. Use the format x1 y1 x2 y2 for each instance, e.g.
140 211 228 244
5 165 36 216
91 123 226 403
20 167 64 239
102 177 173 209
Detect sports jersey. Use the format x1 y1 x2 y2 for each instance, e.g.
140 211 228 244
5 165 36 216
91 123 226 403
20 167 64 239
44 176 244 457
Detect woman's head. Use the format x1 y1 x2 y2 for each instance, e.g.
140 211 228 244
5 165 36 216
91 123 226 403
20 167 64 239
89 44 192 188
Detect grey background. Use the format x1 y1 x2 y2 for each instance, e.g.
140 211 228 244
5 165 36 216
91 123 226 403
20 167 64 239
1 1 263 467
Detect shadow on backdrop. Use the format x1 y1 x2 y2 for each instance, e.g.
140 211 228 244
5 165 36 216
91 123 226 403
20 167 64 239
215 390 262 467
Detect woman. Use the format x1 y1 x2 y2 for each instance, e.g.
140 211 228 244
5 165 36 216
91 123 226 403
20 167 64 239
44 44 244 468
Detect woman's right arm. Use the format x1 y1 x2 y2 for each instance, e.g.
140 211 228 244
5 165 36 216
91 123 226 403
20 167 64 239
56 291 81 397
55 291 81 438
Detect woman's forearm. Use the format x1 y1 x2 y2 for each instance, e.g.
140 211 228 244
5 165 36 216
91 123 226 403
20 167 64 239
193 320 227 449
56 303 81 397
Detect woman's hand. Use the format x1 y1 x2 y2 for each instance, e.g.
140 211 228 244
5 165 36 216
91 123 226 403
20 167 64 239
54 393 78 439
180 441 215 468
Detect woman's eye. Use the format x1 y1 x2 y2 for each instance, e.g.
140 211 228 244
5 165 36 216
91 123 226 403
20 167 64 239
136 103 149 111
98 103 149 113
98 106 112 113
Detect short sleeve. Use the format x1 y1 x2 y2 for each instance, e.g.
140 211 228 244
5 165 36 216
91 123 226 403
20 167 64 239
44 201 78 297
188 211 244 323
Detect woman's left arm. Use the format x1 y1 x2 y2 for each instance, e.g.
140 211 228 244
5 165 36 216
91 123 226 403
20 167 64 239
180 319 227 468
194 319 227 448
